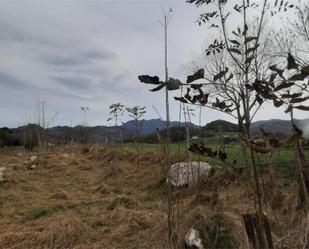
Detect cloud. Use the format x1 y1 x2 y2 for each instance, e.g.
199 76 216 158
0 71 25 87
44 49 117 67
0 0 301 128
51 76 93 90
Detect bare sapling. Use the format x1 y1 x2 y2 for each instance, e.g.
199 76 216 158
107 103 124 146
125 105 146 152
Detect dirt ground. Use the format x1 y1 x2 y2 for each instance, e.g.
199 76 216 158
0 146 307 249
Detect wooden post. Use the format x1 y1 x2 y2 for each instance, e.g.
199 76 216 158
243 213 274 249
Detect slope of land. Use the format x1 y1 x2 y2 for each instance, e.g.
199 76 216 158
0 146 307 248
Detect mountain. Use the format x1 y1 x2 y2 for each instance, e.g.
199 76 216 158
134 119 239 144
2 118 308 147
251 119 309 136
9 119 197 145
121 118 198 136
204 119 239 132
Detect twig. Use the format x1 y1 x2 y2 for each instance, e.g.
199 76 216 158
274 226 309 248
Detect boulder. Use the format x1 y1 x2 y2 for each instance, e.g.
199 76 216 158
24 155 38 170
167 161 212 187
185 228 204 249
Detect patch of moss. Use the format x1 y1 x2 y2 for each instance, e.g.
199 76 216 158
23 200 110 222
24 207 52 221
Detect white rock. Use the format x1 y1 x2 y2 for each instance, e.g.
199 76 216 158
185 228 204 249
30 164 37 169
167 161 212 187
24 155 38 170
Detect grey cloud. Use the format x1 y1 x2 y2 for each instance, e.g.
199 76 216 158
0 71 25 87
0 70 88 100
0 17 32 43
0 0 294 128
51 76 93 90
44 50 117 67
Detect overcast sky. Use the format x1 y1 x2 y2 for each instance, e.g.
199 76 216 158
0 0 307 128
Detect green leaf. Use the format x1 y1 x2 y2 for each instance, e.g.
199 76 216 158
301 65 309 76
150 83 165 92
245 36 257 43
228 48 242 54
274 81 294 91
166 78 181 90
269 65 284 77
269 73 278 82
287 53 298 70
229 39 240 46
245 56 254 64
256 95 263 105
232 31 239 37
214 68 228 81
187 68 205 83
174 97 188 103
273 98 284 107
288 73 306 81
281 93 303 99
138 75 161 84
294 105 309 111
290 96 309 104
246 45 259 54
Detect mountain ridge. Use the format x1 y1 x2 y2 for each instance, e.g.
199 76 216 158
2 118 309 145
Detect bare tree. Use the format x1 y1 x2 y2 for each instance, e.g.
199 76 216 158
107 103 125 143
188 22 277 171
79 106 90 144
179 0 296 247
126 105 146 137
259 0 309 210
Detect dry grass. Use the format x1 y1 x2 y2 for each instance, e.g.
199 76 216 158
0 145 306 248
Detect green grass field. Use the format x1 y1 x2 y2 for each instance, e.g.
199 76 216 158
123 135 309 186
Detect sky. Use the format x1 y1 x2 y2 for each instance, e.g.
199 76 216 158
0 0 307 128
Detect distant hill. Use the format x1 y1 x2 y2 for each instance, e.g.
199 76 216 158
2 118 308 146
204 119 239 132
121 118 198 136
251 119 309 136
9 119 197 145
135 119 238 143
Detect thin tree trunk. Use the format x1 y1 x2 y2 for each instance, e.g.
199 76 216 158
290 109 309 210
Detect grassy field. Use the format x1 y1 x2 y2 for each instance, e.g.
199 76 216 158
0 145 307 248
123 138 309 186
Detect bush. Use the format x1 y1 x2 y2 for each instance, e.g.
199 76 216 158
0 128 20 147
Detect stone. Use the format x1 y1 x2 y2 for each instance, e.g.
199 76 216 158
30 164 37 169
167 161 212 187
24 155 38 170
185 228 204 249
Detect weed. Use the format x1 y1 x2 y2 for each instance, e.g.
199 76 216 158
24 207 52 221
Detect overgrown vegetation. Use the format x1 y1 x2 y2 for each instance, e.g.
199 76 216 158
1 0 309 248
